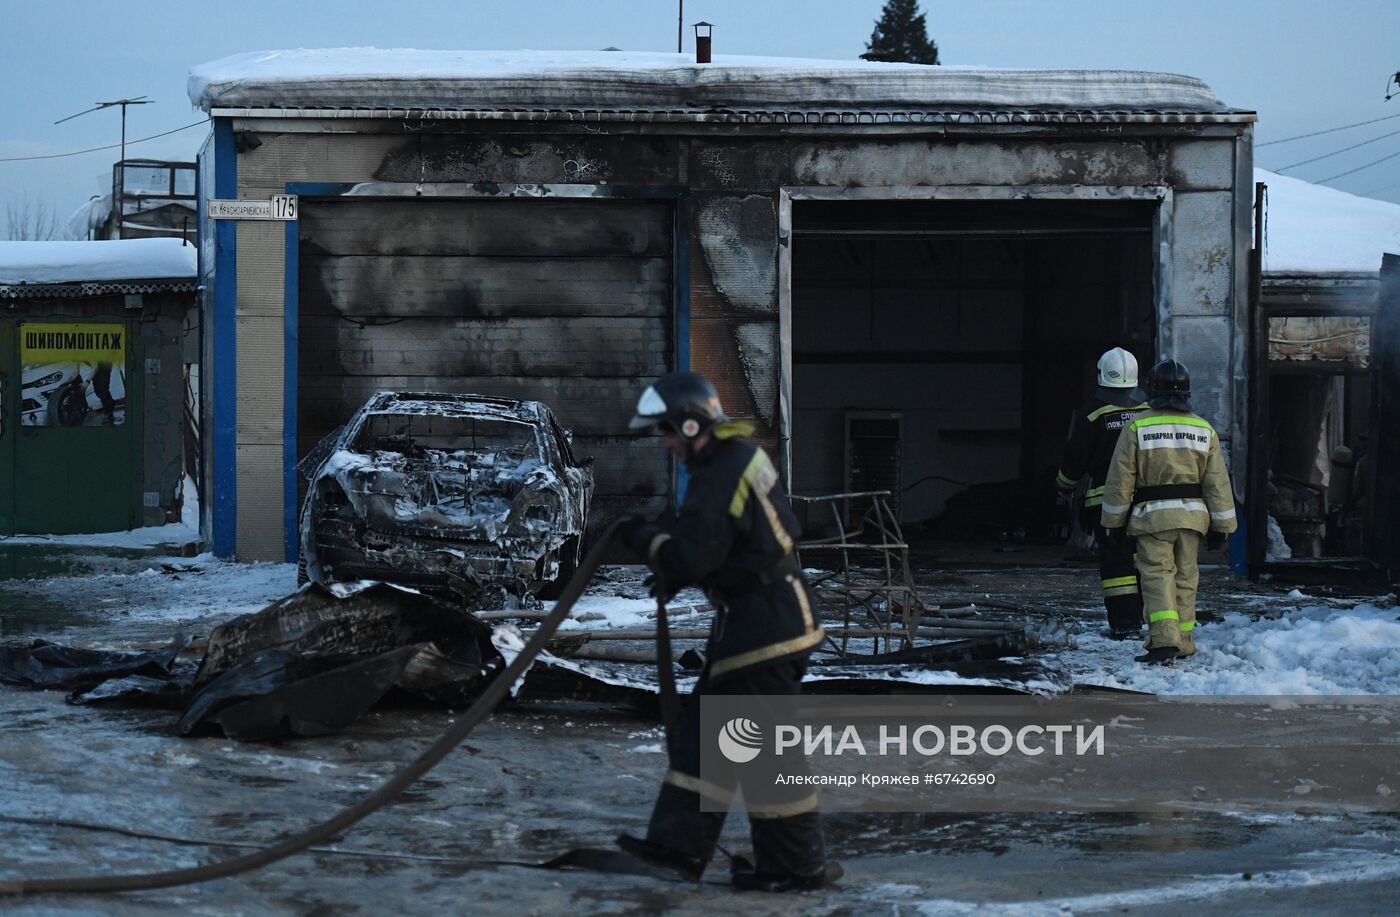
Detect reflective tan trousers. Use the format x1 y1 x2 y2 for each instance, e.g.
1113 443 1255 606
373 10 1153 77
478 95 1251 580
1133 529 1201 655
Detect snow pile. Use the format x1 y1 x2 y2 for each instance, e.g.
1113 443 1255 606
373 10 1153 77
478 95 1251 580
180 474 199 529
188 48 1230 114
1258 168 1400 274
1266 515 1293 561
0 520 198 549
552 585 709 631
555 595 656 631
1066 602 1400 694
66 194 111 240
0 238 196 285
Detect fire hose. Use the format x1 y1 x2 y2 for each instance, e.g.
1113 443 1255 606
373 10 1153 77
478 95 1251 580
0 520 665 897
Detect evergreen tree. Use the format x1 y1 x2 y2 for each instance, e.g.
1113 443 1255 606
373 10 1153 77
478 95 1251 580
861 0 940 65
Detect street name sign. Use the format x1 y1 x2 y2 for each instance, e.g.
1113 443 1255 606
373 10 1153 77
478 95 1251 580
209 195 298 220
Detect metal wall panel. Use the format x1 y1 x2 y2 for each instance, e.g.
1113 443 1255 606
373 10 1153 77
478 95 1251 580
790 140 1161 189
1167 315 1235 431
297 197 674 529
1169 140 1235 191
1169 192 1234 316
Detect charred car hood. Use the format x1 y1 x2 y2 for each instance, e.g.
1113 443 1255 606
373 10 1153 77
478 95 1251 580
320 448 566 543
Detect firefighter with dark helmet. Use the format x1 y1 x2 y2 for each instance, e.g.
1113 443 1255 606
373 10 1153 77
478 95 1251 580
614 370 840 892
1056 347 1150 637
1100 359 1238 664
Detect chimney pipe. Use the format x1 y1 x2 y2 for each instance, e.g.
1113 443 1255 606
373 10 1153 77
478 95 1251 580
693 21 713 64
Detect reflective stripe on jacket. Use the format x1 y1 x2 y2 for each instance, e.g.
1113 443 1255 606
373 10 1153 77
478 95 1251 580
1100 408 1238 537
1057 398 1148 506
648 434 823 681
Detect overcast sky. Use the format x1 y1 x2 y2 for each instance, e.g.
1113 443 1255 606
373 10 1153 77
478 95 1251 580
4 0 1398 237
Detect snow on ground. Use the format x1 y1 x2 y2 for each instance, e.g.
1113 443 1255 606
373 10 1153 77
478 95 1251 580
1062 601 1400 694
0 519 199 549
553 586 709 631
6 546 1399 697
1 552 296 636
0 238 196 285
907 847 1400 916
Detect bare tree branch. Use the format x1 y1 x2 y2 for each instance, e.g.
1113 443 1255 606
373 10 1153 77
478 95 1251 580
4 195 69 241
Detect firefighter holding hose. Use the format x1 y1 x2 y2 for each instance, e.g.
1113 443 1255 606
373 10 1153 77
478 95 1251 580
615 371 841 892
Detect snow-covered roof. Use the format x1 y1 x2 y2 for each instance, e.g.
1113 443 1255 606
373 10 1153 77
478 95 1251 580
188 49 1249 125
0 239 196 289
1259 169 1400 274
67 195 112 240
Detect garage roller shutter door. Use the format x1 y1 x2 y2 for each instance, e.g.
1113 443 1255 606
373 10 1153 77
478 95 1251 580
297 197 674 526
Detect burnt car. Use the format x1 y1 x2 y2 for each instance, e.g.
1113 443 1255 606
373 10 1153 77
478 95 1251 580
299 392 593 604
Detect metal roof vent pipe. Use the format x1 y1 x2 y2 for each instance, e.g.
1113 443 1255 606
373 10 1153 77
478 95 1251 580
693 21 713 64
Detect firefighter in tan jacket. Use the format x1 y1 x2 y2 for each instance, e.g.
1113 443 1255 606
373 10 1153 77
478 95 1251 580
1100 360 1237 664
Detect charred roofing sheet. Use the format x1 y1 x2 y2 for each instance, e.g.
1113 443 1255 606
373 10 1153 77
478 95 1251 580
189 49 1252 123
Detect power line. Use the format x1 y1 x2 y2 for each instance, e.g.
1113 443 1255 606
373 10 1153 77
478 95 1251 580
1273 127 1400 172
1315 146 1400 184
1360 177 1400 195
0 120 209 163
1257 112 1400 148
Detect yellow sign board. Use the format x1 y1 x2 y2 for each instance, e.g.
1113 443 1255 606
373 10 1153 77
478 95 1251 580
21 323 126 364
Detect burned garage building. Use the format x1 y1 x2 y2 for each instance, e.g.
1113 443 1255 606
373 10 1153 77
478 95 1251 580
189 49 1255 564
1248 169 1400 577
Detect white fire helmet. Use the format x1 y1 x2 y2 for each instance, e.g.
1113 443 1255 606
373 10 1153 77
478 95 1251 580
1097 347 1138 389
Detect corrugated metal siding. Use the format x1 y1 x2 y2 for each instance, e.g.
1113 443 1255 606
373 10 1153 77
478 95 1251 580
296 197 674 530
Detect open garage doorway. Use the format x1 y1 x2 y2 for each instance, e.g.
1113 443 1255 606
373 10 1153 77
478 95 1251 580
788 198 1158 565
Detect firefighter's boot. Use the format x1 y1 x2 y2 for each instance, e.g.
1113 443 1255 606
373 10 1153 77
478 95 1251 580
1134 646 1179 665
616 833 706 882
732 859 844 892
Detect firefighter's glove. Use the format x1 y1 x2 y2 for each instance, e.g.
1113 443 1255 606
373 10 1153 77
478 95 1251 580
644 574 677 604
617 514 661 560
1206 530 1227 551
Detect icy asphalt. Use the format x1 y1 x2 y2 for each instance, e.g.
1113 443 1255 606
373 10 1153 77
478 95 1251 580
1 540 1399 915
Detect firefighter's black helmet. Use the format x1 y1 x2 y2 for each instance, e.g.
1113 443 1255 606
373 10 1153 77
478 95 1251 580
629 371 729 439
1146 359 1192 411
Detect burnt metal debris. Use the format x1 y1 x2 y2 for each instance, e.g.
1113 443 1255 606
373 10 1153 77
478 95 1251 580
0 635 191 693
0 585 506 741
298 392 594 605
792 491 929 655
0 561 1064 741
1 481 1069 741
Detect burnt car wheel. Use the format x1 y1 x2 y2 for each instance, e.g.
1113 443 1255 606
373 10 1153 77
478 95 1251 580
536 535 580 601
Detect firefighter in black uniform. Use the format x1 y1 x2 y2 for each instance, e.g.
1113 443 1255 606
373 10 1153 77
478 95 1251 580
615 371 840 892
1056 347 1149 637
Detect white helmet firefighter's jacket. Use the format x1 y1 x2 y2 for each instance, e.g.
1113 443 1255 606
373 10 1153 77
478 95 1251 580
627 425 824 682
1100 408 1238 538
